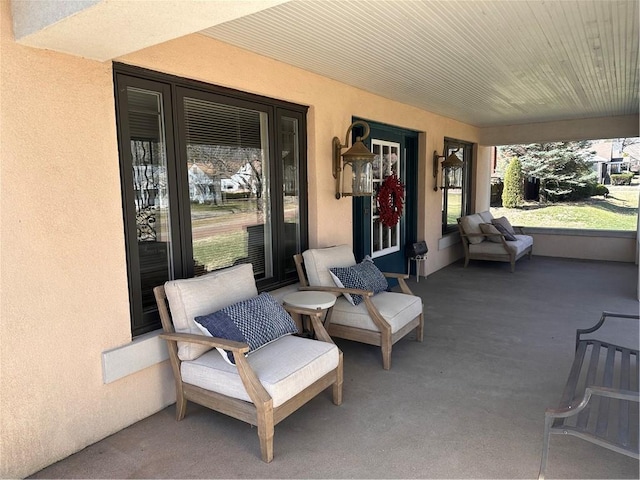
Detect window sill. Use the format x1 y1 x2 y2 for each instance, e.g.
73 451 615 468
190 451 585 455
101 330 168 384
522 227 636 238
438 231 461 250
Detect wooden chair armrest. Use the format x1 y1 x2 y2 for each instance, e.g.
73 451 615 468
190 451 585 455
308 314 336 345
160 332 250 354
381 271 409 279
160 333 270 406
298 285 373 297
283 303 336 345
465 232 490 238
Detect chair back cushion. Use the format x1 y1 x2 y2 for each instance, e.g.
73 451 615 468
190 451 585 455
478 211 494 223
164 264 258 361
459 213 485 244
302 245 356 287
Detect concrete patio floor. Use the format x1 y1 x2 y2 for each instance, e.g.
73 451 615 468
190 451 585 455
30 256 639 479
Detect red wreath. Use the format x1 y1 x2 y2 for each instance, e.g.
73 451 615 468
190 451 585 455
377 174 405 228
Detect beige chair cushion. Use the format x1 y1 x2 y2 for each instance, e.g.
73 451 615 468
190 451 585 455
469 234 533 256
181 334 339 408
164 264 258 361
478 211 494 223
479 222 503 243
459 213 485 244
330 292 423 333
302 245 356 287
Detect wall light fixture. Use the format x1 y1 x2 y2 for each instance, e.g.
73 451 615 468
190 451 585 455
433 149 464 191
333 120 376 199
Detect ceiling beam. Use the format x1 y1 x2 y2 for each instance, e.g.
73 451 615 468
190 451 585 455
11 0 290 61
479 115 640 146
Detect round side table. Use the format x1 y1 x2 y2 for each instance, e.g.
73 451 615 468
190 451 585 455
283 291 337 337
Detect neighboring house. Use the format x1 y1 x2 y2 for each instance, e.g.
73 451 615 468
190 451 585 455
189 162 256 204
590 139 637 183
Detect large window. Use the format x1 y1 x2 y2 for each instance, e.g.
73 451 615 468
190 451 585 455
114 65 308 336
442 138 473 234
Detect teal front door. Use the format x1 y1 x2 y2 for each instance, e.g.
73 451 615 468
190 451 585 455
352 119 419 276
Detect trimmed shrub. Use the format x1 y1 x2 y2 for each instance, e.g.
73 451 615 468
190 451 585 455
592 184 609 197
610 173 634 185
502 158 523 208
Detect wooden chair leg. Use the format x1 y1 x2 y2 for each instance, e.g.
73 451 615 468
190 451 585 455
257 402 274 463
416 313 424 342
175 387 187 421
381 333 392 370
333 352 344 405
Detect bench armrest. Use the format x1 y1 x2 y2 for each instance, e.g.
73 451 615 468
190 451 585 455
587 386 640 402
576 311 640 348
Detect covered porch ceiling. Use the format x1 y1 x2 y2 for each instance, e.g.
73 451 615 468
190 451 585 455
12 0 639 130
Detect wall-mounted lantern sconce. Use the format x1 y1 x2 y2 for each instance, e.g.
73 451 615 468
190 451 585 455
333 120 376 199
432 150 464 191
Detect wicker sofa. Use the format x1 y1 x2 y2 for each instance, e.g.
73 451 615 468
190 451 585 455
457 211 533 272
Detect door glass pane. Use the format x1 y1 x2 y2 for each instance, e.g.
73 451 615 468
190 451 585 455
183 97 272 279
282 116 300 273
127 87 172 316
371 140 401 257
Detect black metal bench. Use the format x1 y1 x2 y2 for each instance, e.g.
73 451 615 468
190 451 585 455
538 312 639 479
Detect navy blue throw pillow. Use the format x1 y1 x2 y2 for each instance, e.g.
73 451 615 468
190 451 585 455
330 258 388 306
194 292 298 364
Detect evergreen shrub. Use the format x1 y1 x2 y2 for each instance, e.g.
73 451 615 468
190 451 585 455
502 158 523 208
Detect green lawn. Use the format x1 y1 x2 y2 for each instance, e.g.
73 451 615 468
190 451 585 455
491 187 638 230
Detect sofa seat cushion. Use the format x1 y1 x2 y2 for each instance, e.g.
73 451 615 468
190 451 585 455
164 264 258 361
303 245 356 287
469 234 533 256
459 213 485 244
181 334 339 408
330 292 422 333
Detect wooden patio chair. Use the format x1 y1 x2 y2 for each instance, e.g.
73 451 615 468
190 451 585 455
294 245 424 370
154 263 343 462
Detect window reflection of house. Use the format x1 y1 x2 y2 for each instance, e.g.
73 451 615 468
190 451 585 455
188 161 258 204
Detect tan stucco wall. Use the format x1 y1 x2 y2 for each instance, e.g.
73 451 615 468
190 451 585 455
0 3 481 476
530 231 637 263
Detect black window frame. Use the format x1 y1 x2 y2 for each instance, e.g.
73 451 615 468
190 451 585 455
114 63 308 336
442 138 473 235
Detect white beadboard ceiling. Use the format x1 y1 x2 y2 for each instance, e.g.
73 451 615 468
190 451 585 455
199 0 639 128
